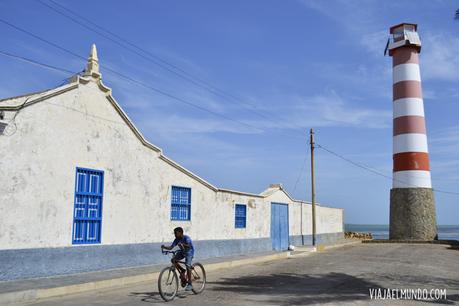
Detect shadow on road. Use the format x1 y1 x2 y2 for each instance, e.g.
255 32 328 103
129 291 162 303
129 291 190 303
208 272 378 305
208 272 459 305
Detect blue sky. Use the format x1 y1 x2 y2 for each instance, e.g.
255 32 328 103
1 0 458 225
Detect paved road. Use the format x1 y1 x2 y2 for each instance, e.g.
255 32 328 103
20 244 459 305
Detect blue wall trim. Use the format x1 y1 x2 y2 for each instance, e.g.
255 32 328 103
0 233 343 281
0 238 270 281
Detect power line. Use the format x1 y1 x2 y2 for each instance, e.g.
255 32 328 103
37 0 297 129
1 10 308 137
3 16 456 195
3 44 458 198
0 50 76 75
103 66 263 132
3 44 457 196
292 144 309 196
0 19 86 61
0 49 311 195
0 49 79 88
0 18 267 133
0 52 244 131
316 143 459 196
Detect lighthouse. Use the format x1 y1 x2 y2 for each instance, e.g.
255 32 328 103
387 23 437 240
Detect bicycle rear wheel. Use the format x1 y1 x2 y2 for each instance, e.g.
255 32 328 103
191 263 206 294
158 267 178 301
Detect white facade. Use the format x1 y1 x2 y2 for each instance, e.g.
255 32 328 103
0 47 343 280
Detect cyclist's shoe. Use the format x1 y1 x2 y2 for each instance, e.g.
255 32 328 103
185 284 193 291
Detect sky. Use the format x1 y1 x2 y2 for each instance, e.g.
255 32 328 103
0 0 458 225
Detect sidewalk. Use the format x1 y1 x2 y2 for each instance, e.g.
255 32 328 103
0 240 360 305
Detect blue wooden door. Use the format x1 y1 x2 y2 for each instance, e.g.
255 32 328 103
271 203 289 251
271 204 280 250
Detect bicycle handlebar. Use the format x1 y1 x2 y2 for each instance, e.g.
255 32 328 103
161 249 179 255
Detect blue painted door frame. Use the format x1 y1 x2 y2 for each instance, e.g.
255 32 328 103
72 167 104 244
271 202 289 251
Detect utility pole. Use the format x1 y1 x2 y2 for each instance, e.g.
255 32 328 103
310 128 317 246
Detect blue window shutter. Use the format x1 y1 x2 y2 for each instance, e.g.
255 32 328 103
72 167 104 244
171 186 191 221
235 204 247 228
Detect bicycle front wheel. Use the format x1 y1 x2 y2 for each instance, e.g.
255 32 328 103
191 263 206 294
158 267 178 301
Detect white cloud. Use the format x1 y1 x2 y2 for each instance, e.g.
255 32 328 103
431 125 459 144
125 89 393 141
269 90 392 129
422 88 437 100
360 30 389 57
298 0 380 31
139 113 261 135
429 125 459 181
421 33 459 81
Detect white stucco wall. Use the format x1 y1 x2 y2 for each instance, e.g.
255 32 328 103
263 189 344 237
0 78 343 251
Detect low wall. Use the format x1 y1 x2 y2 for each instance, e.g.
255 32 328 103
289 232 344 246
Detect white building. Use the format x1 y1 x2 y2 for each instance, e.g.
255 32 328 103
0 45 344 281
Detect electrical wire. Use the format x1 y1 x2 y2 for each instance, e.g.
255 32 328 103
42 0 301 128
36 0 306 133
292 144 309 196
316 143 459 196
2 50 458 197
0 50 76 75
0 18 267 133
1 18 457 195
2 96 32 136
2 48 456 195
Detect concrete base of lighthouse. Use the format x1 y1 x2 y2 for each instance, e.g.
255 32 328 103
390 188 437 240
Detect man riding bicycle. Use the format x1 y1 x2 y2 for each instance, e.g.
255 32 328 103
161 227 195 291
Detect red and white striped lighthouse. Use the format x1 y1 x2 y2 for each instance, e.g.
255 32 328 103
387 23 437 240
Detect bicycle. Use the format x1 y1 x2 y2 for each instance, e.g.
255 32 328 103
158 249 206 302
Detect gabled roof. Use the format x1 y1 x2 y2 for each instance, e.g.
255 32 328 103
0 58 219 191
0 86 64 108
261 183 313 205
0 44 339 207
0 45 223 192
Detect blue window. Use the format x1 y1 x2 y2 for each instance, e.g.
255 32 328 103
73 167 104 244
171 186 191 220
235 204 247 228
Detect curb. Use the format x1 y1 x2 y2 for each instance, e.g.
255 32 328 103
291 239 362 254
1 252 289 305
362 239 459 245
320 239 363 250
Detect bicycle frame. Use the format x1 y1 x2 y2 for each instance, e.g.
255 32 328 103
158 249 206 301
163 250 189 270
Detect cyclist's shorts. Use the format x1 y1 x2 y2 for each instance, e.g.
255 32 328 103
173 251 193 268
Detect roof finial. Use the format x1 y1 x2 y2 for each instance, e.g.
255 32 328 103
83 43 101 79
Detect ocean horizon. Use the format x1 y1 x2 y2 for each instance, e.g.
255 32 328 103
345 224 459 240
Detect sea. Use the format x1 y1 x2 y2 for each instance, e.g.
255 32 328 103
345 224 459 241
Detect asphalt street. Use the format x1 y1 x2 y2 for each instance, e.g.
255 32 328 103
19 244 459 306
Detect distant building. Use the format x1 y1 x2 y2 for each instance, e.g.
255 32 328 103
0 45 344 281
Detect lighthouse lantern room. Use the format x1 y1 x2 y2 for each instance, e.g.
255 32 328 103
388 23 421 55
